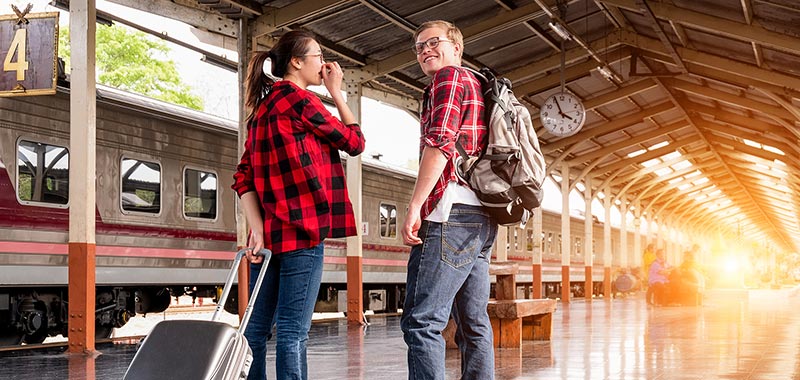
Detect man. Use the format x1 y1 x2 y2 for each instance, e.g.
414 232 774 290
400 20 498 380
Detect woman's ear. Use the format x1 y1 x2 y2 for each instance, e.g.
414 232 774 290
290 56 302 71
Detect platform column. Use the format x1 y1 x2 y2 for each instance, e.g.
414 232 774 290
235 17 251 319
560 165 570 303
583 177 593 301
633 199 641 273
532 208 542 299
603 186 612 298
68 0 97 354
345 79 364 324
619 200 628 272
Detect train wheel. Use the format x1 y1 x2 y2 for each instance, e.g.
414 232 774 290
21 300 48 344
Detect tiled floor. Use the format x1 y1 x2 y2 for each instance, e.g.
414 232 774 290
2 287 799 379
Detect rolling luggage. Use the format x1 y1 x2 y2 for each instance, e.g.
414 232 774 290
124 248 272 380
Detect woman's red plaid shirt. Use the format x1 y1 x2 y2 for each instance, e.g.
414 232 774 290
233 81 365 253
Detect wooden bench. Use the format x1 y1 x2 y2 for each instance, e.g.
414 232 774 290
443 261 557 349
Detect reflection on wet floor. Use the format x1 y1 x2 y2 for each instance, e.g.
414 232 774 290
1 287 799 380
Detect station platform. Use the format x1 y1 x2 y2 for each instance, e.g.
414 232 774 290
2 287 799 380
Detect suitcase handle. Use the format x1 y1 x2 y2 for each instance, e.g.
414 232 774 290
212 248 272 325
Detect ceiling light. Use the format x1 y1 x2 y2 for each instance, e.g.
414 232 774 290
548 22 572 40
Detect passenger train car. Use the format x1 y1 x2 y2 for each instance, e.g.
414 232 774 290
0 85 633 346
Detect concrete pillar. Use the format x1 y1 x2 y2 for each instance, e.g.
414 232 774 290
235 17 251 321
633 200 641 271
603 186 612 298
68 0 97 354
560 165 570 303
532 208 543 299
345 80 364 324
619 201 628 270
583 178 593 301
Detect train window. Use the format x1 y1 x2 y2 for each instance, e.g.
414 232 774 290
184 168 217 220
16 140 69 206
121 158 161 214
379 203 397 239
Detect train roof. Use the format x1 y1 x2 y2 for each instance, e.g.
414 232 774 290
57 84 239 135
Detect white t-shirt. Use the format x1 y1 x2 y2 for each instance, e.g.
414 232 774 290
425 181 482 223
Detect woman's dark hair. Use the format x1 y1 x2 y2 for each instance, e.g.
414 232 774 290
244 30 317 119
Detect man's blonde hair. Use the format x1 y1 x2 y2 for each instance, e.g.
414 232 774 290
413 20 464 59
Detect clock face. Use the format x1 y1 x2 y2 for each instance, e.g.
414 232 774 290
540 92 586 137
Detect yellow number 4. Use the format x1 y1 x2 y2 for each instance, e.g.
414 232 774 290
4 29 29 81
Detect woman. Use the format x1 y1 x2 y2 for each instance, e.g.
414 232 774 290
232 30 365 380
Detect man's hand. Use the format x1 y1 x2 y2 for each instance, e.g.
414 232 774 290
402 206 423 246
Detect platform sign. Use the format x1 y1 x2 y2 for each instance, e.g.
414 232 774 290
0 10 58 97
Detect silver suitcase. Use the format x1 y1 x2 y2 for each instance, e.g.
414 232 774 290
124 248 272 380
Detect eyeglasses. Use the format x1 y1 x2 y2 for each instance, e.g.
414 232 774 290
412 37 453 55
301 53 325 63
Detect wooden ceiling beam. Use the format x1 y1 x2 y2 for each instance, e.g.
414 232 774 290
566 118 688 165
357 0 566 80
602 0 800 56
544 100 672 154
660 78 796 121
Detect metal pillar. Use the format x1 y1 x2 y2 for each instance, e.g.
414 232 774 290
583 178 593 301
560 165 571 303
235 17 251 320
532 208 543 299
345 80 364 324
68 0 97 354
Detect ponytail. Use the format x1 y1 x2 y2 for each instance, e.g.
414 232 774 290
243 30 317 121
244 51 275 121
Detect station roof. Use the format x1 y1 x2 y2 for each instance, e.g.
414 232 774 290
114 0 800 254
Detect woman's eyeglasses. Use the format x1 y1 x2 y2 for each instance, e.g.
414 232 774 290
412 37 453 55
301 53 325 63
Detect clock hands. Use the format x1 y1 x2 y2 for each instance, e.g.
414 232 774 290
554 100 574 121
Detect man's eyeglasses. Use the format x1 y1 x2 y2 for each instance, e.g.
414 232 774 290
301 53 325 63
412 37 453 55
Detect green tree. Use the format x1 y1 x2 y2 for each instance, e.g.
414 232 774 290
59 25 203 110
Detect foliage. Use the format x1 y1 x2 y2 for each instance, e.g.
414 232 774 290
58 25 203 110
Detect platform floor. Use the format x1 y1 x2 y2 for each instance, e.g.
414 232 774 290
2 287 799 380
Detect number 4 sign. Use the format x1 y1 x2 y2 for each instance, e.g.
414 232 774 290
0 10 58 97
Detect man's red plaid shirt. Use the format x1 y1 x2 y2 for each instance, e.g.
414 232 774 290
419 66 487 219
233 81 365 253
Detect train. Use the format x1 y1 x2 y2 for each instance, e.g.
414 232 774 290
0 84 634 346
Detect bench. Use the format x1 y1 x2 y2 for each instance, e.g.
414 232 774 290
443 261 557 349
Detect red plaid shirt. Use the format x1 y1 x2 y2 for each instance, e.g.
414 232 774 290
233 81 365 253
419 66 487 219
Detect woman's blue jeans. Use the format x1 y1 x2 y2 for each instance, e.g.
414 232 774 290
401 204 498 380
244 242 324 380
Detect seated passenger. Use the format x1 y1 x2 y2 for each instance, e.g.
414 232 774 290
648 249 670 305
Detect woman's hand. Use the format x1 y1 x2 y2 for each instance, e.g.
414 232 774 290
247 229 265 264
321 61 343 95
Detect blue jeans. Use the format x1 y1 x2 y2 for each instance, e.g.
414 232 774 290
401 204 498 380
244 243 324 380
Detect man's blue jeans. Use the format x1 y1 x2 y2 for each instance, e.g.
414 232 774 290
401 204 498 380
244 243 324 380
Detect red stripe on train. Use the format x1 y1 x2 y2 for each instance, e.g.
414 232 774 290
0 241 409 266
